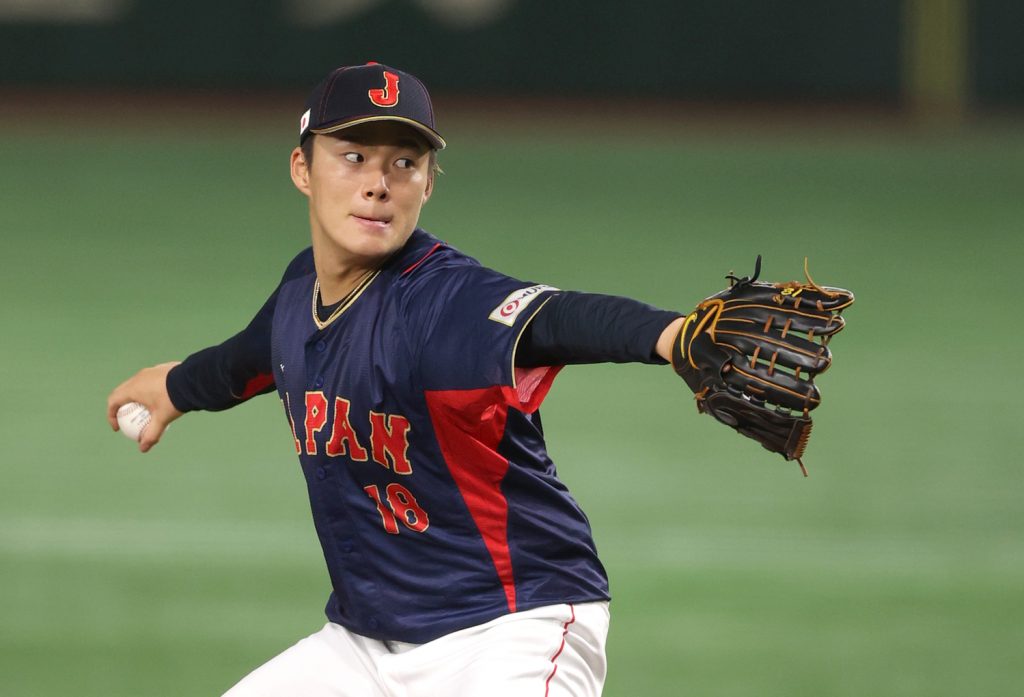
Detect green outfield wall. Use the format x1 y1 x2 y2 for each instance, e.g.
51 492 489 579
0 0 1021 106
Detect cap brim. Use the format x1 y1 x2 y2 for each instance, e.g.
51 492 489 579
311 115 446 150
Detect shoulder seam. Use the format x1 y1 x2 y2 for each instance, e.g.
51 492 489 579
401 242 444 276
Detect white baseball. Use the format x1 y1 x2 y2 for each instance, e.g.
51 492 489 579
117 402 152 442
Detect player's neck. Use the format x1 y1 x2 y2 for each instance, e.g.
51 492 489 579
310 233 392 304
315 264 375 305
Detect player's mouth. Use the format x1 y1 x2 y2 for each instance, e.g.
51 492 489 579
351 214 392 230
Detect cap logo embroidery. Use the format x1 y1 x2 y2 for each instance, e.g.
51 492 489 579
299 108 311 134
368 71 400 108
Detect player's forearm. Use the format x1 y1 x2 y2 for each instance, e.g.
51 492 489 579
167 252 314 412
167 328 274 412
516 291 683 367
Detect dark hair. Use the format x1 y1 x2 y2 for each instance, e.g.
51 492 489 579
300 135 316 171
300 134 441 176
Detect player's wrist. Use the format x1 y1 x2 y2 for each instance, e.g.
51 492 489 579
164 362 192 414
656 316 686 363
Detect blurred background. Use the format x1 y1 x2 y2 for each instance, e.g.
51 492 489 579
2 1 1022 695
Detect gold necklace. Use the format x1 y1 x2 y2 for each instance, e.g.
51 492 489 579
311 268 379 330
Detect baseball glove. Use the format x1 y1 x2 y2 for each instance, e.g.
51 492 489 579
672 256 854 475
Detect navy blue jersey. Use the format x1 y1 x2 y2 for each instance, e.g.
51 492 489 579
270 229 609 643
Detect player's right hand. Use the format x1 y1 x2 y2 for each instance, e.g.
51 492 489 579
106 361 184 453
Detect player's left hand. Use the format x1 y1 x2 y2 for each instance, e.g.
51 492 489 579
671 257 854 475
106 361 184 453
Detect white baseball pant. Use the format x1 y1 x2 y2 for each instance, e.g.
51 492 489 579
223 601 609 697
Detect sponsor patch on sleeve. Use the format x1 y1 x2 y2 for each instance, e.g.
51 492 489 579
488 285 557 326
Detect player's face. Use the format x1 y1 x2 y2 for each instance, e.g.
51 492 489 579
291 122 434 269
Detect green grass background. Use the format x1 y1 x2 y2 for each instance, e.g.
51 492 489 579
2 106 1022 696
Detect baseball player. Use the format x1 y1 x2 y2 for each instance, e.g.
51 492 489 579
105 62 693 696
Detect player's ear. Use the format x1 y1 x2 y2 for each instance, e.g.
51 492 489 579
290 146 311 196
422 165 434 204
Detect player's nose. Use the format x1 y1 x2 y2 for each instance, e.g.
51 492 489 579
362 171 389 201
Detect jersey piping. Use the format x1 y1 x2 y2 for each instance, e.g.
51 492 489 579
311 269 380 330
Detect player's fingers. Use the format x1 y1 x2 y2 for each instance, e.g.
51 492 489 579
138 405 183 453
107 361 181 434
107 390 131 430
138 420 166 453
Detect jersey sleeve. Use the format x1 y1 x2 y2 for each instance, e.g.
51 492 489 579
405 263 560 413
166 248 315 412
515 291 683 367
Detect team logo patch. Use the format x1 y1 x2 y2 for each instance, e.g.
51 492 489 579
488 285 557 326
299 108 311 135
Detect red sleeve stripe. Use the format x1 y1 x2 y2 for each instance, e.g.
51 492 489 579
239 372 275 400
505 365 562 414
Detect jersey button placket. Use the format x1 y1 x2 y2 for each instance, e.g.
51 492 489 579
308 337 327 390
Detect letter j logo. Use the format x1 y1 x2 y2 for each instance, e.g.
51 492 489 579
369 72 400 107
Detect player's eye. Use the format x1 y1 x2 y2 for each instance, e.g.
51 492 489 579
344 152 364 163
395 157 415 169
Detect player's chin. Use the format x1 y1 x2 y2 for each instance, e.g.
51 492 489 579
338 227 409 259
